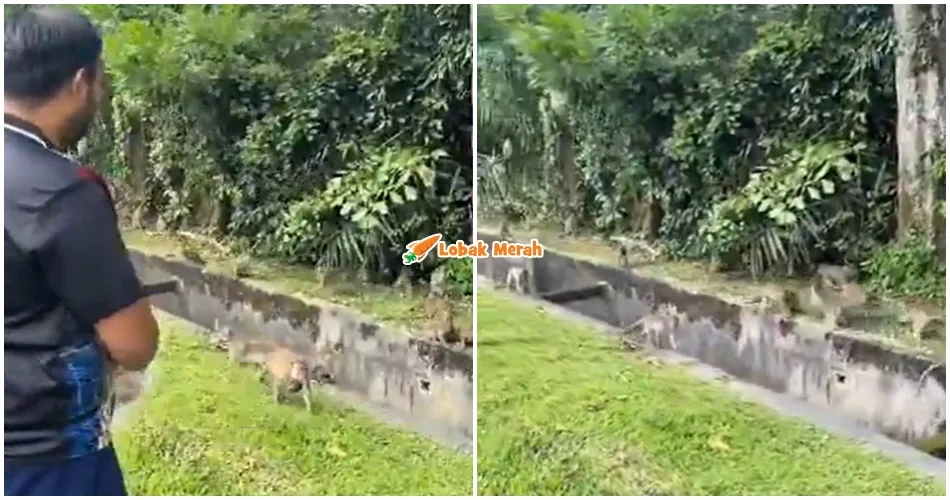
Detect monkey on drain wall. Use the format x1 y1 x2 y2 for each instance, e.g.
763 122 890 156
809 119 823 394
619 303 684 352
424 294 459 344
504 263 530 295
423 265 472 346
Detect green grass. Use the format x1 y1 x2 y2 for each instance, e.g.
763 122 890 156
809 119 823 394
113 314 472 495
476 291 944 496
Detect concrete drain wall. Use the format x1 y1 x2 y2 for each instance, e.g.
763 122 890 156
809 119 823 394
478 232 945 454
129 251 473 451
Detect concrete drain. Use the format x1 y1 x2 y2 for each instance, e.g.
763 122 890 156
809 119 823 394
478 231 946 469
126 250 473 450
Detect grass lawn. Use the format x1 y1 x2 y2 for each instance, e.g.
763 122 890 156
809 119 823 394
476 291 944 496
113 314 472 496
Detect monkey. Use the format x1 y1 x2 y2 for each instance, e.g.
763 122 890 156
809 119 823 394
505 265 530 295
231 255 253 278
499 200 525 241
102 364 146 422
774 264 866 327
748 295 797 336
621 314 661 351
619 303 683 351
913 421 946 459
174 233 206 265
608 236 633 269
818 282 866 327
815 264 858 288
610 237 636 269
779 288 803 315
394 267 413 293
110 367 145 406
458 324 474 348
499 218 512 241
209 319 232 350
753 294 789 316
618 244 631 269
100 357 149 427
609 235 662 270
908 307 945 341
227 335 314 412
181 246 205 265
267 349 314 412
809 267 866 327
423 296 458 344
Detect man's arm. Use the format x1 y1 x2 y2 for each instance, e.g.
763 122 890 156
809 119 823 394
36 180 160 371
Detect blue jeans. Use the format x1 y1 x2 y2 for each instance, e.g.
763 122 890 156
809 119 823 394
4 446 128 496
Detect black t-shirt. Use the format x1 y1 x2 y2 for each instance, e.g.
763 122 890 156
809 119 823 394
4 115 144 462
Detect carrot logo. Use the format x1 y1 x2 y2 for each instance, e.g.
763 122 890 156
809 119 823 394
403 233 443 265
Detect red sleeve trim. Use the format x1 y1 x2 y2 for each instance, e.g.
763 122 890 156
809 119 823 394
77 165 115 209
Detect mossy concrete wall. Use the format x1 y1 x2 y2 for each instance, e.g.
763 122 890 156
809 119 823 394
130 251 472 451
478 232 945 453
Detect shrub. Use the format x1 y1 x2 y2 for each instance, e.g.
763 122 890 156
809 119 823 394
861 231 945 301
442 258 474 297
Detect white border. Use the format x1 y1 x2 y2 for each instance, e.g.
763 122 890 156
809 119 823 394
5 1 950 498
469 3 480 497
0 2 477 499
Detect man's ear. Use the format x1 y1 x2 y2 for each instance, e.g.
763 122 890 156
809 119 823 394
70 67 93 97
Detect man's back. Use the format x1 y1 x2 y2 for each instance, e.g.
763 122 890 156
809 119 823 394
4 122 118 461
5 7 162 495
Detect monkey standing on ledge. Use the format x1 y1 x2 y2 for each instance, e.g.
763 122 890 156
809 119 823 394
610 235 662 270
778 264 867 327
424 295 459 344
424 265 461 344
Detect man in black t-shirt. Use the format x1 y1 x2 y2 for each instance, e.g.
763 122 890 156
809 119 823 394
4 7 161 496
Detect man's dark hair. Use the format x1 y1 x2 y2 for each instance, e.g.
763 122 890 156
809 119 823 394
5 7 103 102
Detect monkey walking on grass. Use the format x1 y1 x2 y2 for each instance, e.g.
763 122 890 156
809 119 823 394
218 320 316 412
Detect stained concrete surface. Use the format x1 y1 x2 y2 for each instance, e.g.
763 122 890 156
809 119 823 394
478 232 945 457
477 275 946 481
128 250 473 450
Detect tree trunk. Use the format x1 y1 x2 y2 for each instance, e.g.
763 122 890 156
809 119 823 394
557 114 578 235
549 88 578 235
894 4 946 246
124 112 150 227
538 94 558 224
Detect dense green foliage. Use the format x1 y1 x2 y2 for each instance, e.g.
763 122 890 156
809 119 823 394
478 5 943 292
77 5 472 284
862 231 946 301
442 257 474 297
